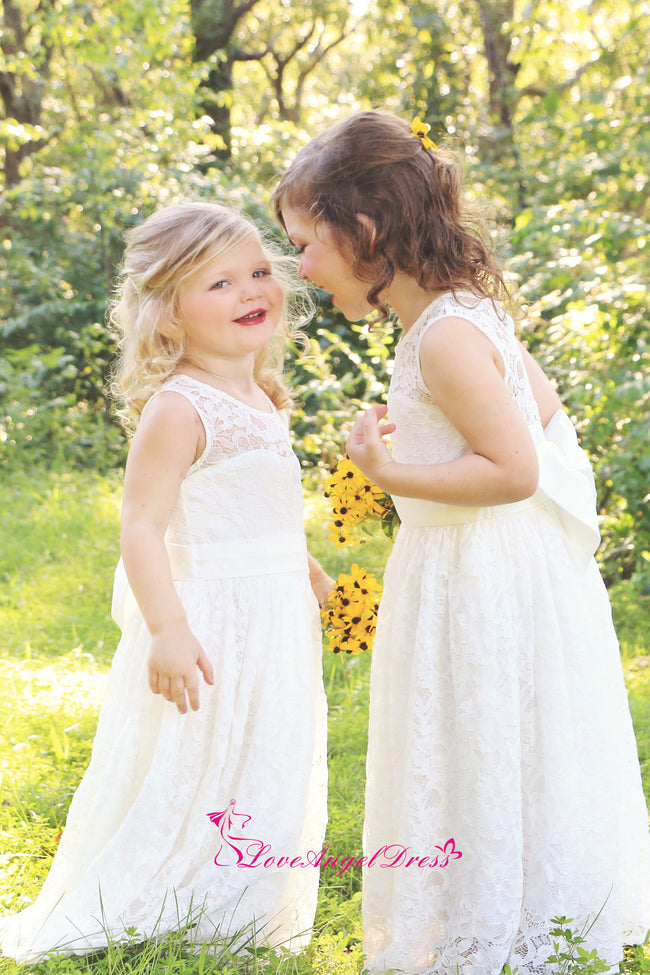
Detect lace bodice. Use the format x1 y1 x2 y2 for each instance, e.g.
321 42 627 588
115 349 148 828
147 375 305 546
388 293 542 466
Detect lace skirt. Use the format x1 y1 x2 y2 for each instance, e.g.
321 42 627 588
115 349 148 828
362 496 650 975
0 536 328 963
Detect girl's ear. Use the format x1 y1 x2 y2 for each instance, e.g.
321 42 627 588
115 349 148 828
356 212 377 251
158 320 182 340
157 305 185 341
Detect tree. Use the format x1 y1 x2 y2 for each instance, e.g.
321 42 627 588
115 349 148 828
189 0 263 157
0 0 57 185
189 0 366 159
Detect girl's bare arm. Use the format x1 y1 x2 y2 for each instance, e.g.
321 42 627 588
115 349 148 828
347 318 539 507
120 392 213 713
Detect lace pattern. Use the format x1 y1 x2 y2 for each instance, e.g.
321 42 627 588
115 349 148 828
388 294 543 470
146 376 307 546
0 374 328 963
363 294 650 975
391 292 541 427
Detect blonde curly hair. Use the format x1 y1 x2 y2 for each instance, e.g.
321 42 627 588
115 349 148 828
110 201 310 428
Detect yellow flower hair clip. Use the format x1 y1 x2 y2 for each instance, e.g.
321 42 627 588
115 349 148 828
411 116 438 151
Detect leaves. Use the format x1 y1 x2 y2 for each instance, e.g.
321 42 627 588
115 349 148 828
1 0 649 589
546 915 614 974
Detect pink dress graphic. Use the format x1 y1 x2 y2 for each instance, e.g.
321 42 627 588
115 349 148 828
207 799 266 866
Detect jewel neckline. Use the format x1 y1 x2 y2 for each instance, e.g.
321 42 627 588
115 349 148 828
173 373 277 416
397 290 483 346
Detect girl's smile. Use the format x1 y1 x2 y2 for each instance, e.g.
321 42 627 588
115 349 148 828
233 307 269 326
177 237 284 362
280 204 373 323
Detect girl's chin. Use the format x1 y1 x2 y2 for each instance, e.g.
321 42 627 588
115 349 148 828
332 297 372 323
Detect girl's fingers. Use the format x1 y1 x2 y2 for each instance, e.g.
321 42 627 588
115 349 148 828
363 410 386 443
198 648 215 686
171 676 189 714
370 403 389 421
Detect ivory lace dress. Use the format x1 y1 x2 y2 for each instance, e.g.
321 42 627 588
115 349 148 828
0 375 328 964
362 294 650 975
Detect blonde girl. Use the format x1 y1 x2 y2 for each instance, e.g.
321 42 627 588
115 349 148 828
1 201 331 963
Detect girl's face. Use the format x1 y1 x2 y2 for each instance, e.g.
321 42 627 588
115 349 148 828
177 238 284 363
280 204 373 322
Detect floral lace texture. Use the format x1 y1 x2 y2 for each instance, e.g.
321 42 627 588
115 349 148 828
0 375 328 964
362 294 650 975
152 375 303 545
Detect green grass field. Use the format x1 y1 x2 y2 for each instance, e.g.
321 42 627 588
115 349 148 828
0 470 648 974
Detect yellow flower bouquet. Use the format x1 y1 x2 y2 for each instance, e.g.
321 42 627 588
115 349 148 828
321 457 399 655
321 564 382 656
324 456 400 547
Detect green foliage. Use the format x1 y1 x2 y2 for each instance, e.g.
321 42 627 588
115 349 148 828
0 470 650 975
2 0 650 590
290 310 395 477
546 915 614 974
506 187 650 585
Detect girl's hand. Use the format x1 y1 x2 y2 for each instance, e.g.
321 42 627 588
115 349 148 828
346 405 396 489
147 621 214 714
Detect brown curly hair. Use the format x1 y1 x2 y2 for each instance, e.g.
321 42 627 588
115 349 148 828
272 110 511 319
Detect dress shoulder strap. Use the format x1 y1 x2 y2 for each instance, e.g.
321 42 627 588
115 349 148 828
411 293 540 426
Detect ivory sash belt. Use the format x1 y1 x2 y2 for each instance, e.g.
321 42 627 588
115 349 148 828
111 533 309 631
166 533 309 581
392 492 552 528
391 411 600 568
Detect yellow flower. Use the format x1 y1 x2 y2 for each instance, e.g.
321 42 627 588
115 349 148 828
322 564 382 656
411 116 437 150
324 456 399 547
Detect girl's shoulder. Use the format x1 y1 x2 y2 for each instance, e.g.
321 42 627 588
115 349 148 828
403 292 520 379
130 385 207 474
143 375 213 426
144 374 292 469
139 376 216 472
392 291 538 422
408 292 514 348
140 379 207 430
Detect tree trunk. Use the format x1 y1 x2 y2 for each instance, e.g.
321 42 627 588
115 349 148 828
189 0 261 160
475 0 526 204
0 0 54 184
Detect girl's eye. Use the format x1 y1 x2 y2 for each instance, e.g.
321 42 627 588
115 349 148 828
210 280 229 290
253 268 272 279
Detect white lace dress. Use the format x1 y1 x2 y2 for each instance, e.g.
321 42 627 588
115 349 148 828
362 294 650 975
0 375 328 964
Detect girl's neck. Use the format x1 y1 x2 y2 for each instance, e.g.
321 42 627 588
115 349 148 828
180 357 271 411
385 273 447 333
387 273 477 333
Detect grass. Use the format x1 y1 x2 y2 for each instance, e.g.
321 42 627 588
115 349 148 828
0 468 648 974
